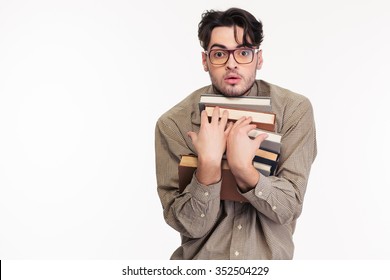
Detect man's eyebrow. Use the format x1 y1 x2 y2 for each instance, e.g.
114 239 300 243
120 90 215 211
209 44 227 50
209 43 247 50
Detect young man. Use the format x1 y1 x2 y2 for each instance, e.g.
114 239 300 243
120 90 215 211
155 8 317 259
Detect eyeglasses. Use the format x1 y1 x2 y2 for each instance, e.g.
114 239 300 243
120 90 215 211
205 48 258 65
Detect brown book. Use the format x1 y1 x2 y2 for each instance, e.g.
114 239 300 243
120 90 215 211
178 155 248 203
255 148 278 161
204 106 276 132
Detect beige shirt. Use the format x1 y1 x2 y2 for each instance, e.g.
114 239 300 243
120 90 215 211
155 80 317 259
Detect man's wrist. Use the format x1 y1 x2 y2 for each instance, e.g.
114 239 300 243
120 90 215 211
231 164 260 193
195 157 222 186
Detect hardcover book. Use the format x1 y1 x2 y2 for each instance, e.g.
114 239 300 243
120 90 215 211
178 155 248 202
199 94 271 112
204 106 276 132
248 128 282 154
178 155 273 202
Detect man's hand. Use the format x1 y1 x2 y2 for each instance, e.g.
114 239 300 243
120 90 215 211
188 107 233 185
226 116 268 192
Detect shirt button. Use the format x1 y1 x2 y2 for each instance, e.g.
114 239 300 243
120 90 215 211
200 213 205 218
234 251 239 256
272 205 277 210
237 225 242 230
204 192 209 196
258 191 263 196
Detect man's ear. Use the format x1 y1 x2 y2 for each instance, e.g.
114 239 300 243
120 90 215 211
256 49 263 70
202 52 209 72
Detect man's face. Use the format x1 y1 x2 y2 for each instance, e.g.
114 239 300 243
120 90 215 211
202 26 263 97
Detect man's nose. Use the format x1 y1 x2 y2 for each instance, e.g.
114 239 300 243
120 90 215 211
225 52 238 69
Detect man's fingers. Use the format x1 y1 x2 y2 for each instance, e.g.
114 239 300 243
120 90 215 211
187 131 197 142
254 132 268 145
243 123 258 133
210 106 221 124
200 109 210 125
224 121 233 135
231 116 256 133
219 109 229 126
230 116 246 129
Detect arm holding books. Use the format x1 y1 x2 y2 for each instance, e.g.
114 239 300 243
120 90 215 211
156 92 316 234
239 98 317 225
155 109 225 239
226 116 269 189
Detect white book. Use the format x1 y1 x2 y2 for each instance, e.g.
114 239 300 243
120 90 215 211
248 128 282 154
199 94 271 112
253 161 271 176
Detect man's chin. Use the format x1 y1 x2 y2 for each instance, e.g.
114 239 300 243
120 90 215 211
219 86 249 97
212 81 255 97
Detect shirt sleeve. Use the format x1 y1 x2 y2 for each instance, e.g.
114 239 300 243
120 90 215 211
155 116 222 238
240 98 317 224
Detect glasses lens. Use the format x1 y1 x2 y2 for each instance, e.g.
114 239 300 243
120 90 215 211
234 49 254 64
209 50 229 65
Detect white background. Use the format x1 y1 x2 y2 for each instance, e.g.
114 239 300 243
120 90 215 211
1 0 389 260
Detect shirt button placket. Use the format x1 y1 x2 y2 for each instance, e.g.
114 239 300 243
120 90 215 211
231 203 245 259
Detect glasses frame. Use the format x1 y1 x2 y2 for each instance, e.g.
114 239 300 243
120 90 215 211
205 48 259 65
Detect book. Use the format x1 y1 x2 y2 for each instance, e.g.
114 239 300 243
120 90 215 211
252 161 272 176
253 150 278 176
255 148 278 161
248 128 282 154
199 94 271 112
178 155 272 202
178 155 248 202
188 95 281 199
219 148 277 174
204 106 276 132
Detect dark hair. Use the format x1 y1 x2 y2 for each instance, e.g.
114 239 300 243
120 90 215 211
198 8 264 50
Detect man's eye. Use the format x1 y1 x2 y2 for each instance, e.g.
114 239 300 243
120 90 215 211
239 50 251 56
213 51 226 58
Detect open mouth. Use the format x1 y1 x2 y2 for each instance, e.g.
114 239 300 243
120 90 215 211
224 74 241 85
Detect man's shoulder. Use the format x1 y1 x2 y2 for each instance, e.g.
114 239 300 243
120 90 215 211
257 80 312 114
157 85 211 126
258 80 309 103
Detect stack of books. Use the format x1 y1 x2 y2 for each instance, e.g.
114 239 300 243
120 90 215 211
178 94 282 202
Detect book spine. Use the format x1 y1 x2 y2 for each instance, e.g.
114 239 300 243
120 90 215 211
252 121 275 132
253 156 278 175
255 148 278 161
199 102 272 112
260 140 281 154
